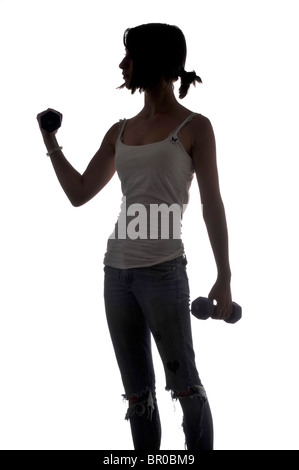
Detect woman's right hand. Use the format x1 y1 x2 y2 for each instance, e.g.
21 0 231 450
36 108 62 147
37 108 62 131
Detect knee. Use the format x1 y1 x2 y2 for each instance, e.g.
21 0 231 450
171 385 207 401
125 389 155 421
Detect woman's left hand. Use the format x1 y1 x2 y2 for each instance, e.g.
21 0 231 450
208 276 232 321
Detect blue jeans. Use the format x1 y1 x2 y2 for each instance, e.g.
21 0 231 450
104 255 213 450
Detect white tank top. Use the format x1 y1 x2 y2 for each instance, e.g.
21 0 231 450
103 112 198 268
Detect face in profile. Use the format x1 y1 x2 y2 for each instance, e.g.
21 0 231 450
119 49 133 89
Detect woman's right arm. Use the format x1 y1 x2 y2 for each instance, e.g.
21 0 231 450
37 112 118 207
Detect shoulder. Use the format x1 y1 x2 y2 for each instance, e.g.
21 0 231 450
111 120 124 135
104 120 124 147
181 113 215 165
188 114 215 156
190 114 214 140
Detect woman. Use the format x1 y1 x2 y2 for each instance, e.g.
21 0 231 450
37 23 232 451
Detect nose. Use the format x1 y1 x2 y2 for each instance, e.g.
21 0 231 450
119 55 131 70
119 58 126 70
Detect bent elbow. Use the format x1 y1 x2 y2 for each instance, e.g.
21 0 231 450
71 200 82 208
69 191 95 207
70 198 85 208
68 194 85 207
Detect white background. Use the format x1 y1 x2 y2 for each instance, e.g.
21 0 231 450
0 0 298 450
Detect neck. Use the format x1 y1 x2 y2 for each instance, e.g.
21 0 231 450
142 82 179 117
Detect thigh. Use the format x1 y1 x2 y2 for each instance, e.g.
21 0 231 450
133 257 202 393
104 266 155 398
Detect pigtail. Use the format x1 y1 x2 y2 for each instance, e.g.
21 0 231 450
178 69 202 99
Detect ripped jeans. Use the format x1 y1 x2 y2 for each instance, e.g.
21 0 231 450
104 255 213 450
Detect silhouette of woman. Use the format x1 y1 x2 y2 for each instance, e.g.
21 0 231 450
37 23 232 451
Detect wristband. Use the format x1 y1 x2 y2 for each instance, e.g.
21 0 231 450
47 146 63 156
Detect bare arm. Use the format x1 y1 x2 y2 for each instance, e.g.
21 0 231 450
37 112 118 206
191 115 232 320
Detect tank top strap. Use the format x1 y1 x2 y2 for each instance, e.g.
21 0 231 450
117 119 127 142
171 112 199 140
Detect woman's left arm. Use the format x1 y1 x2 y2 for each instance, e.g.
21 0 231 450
191 115 232 321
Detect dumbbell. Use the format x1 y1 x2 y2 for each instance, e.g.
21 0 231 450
40 109 62 133
191 297 242 324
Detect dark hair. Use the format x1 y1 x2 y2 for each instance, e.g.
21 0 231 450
120 23 202 99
